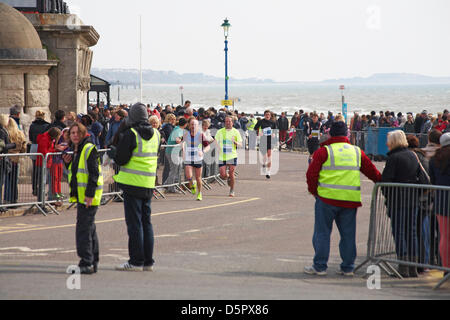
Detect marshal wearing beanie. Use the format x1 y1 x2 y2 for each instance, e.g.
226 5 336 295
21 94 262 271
329 121 348 137
128 103 149 126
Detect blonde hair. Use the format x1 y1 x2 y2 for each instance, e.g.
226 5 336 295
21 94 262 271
35 110 46 119
7 117 25 144
335 115 345 122
387 130 408 149
149 115 160 129
165 113 176 124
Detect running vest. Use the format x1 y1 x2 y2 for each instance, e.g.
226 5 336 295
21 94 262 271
114 128 160 189
317 143 362 202
68 143 103 206
184 131 204 163
247 118 257 131
216 127 241 161
308 121 322 140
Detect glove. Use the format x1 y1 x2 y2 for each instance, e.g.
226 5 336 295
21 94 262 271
107 145 117 159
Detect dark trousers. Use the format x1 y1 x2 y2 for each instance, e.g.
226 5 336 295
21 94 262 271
123 192 154 267
76 204 99 267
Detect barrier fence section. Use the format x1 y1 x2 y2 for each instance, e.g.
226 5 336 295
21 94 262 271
355 183 450 289
0 153 47 215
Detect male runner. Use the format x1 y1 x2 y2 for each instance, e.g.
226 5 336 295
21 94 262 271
214 116 243 197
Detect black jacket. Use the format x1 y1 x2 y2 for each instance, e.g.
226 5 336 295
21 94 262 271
47 120 66 131
277 117 289 131
67 137 100 201
382 147 420 184
29 119 50 144
381 147 421 214
113 122 155 199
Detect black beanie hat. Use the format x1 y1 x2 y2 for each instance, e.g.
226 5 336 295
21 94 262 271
330 121 348 137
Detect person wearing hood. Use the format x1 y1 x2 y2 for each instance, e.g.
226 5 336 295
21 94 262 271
305 121 381 276
109 103 159 272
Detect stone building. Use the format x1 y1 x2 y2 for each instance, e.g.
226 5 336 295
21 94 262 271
0 2 57 128
0 2 99 133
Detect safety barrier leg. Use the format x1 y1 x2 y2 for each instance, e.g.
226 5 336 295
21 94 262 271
433 273 450 290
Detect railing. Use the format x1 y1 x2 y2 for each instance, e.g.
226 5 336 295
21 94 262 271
355 183 450 289
0 148 231 216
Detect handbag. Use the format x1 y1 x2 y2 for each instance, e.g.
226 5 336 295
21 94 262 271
412 152 433 212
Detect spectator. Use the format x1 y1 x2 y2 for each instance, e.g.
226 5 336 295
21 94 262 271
3 117 26 204
277 112 289 144
29 110 50 196
422 129 442 160
9 105 23 131
403 114 415 133
429 133 450 278
37 127 61 203
65 112 77 127
163 118 188 193
48 110 66 131
382 130 420 278
105 109 126 147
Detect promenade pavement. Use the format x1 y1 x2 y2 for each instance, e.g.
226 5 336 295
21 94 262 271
0 150 448 299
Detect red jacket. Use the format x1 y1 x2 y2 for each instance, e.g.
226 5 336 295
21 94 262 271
306 136 382 208
36 131 56 168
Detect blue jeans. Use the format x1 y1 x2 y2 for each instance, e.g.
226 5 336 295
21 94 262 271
123 193 154 267
312 197 357 273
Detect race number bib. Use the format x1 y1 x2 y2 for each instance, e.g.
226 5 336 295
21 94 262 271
263 127 272 136
311 130 320 138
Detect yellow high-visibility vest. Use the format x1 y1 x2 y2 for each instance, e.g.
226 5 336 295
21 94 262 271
114 128 160 189
317 143 362 202
68 143 103 206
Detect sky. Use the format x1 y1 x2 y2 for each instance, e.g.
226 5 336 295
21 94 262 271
67 0 450 82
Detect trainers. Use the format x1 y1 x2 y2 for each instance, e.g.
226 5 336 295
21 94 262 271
143 265 153 272
336 269 354 277
115 262 143 272
304 265 327 276
190 182 197 195
197 192 203 201
229 190 235 197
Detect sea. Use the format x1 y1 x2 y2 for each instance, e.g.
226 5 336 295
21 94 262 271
106 83 450 116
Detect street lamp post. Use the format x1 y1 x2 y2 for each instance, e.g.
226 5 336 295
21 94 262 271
180 86 184 106
221 18 231 102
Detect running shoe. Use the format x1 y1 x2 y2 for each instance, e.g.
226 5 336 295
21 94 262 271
196 192 203 201
190 182 197 195
229 190 235 197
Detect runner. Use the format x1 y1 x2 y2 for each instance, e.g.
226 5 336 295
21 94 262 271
304 113 322 164
182 119 210 201
254 110 277 179
214 116 243 197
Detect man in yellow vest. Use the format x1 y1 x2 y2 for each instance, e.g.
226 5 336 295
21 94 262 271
305 121 381 276
109 103 160 272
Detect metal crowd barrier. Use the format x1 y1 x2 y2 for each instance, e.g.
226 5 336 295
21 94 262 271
0 153 48 215
355 183 450 290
